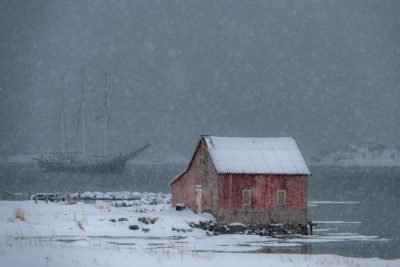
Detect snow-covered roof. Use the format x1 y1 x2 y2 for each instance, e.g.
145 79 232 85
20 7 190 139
203 136 311 175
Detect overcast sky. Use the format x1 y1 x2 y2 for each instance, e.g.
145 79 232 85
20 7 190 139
0 0 399 161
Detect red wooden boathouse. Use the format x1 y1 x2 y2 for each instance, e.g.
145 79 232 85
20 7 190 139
170 136 311 224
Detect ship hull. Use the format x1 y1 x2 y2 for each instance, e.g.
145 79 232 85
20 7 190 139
37 159 127 174
35 143 150 174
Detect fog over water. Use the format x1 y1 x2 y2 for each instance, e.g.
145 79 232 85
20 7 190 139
0 1 399 162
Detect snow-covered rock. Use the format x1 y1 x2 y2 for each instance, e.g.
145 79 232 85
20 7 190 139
311 139 400 167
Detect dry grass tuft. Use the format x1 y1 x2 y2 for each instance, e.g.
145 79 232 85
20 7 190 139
77 221 85 231
81 211 88 224
15 208 26 221
134 207 147 213
51 228 56 240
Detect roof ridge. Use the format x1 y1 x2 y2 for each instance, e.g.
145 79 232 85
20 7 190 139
204 135 295 138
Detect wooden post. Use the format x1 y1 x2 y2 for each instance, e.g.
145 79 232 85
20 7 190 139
35 195 38 204
308 220 313 235
2 191 5 200
195 185 202 214
28 192 31 201
46 194 48 203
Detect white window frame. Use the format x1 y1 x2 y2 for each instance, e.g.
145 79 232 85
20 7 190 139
199 156 205 166
277 190 286 205
242 190 251 206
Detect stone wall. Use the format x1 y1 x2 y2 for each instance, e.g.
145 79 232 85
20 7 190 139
207 209 308 225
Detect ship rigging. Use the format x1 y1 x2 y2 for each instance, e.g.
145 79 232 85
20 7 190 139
33 73 150 173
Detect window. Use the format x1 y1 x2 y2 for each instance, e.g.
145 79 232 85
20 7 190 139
199 156 205 166
242 190 251 206
277 190 286 205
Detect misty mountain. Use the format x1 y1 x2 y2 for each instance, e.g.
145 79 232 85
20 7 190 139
311 138 400 166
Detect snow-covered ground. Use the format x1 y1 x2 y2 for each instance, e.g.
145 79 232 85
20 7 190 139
0 195 398 266
1 240 397 267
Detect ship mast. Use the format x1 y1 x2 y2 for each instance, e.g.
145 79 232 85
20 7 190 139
104 73 108 158
60 87 65 153
81 76 86 156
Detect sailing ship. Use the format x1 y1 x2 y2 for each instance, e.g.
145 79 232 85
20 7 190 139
33 73 150 173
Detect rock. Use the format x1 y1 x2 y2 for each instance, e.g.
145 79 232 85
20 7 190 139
114 202 127 208
172 227 192 233
109 219 116 222
175 203 185 210
138 217 157 224
189 220 309 236
118 218 128 221
245 229 253 235
129 225 139 230
142 228 150 233
228 225 245 233
213 225 227 234
174 227 185 233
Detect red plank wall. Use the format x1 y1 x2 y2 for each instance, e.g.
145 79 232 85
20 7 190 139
171 170 196 209
171 140 219 210
218 174 307 210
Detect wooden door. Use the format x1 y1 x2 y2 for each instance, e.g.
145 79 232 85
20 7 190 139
195 185 202 214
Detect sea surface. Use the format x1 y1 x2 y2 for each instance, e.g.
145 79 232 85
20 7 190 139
0 163 399 259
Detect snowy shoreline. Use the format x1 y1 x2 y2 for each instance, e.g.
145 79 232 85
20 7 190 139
2 240 398 267
0 197 398 266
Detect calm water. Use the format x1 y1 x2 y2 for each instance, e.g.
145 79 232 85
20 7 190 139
0 162 181 194
0 163 399 259
307 166 400 259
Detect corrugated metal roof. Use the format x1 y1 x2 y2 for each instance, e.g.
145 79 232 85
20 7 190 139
204 136 311 175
